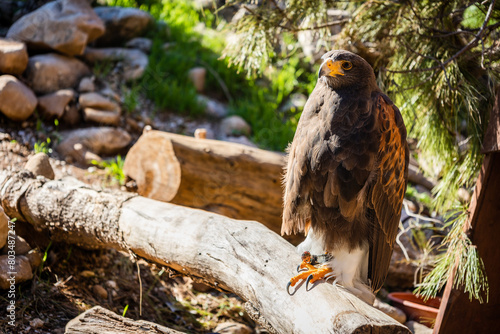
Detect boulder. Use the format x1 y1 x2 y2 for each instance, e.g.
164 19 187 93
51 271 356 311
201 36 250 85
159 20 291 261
56 127 131 165
0 255 33 289
78 77 95 93
1 235 31 256
37 89 75 119
83 47 148 81
61 104 80 125
79 92 121 125
0 38 29 75
125 37 152 54
220 115 251 137
79 92 120 111
25 152 55 180
83 108 121 126
0 206 8 250
188 67 206 92
25 53 90 94
0 75 37 121
197 95 228 118
6 0 105 56
93 6 154 46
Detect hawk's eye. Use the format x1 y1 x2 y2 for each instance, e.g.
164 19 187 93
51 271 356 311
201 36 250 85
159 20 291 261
341 61 352 70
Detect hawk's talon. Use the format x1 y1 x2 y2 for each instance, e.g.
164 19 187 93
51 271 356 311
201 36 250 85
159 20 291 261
305 274 314 291
286 281 293 295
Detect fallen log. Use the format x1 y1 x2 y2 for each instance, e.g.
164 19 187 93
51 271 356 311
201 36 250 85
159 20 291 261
123 130 438 245
0 170 409 334
122 130 305 244
65 306 185 334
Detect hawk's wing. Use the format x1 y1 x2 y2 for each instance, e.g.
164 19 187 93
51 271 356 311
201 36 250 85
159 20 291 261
368 93 409 292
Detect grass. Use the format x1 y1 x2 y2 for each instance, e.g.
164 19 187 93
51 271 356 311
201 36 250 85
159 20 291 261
104 0 316 151
92 155 126 186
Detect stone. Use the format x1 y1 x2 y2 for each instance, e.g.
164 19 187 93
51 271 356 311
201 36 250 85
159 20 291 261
194 128 207 139
26 248 43 269
105 280 118 290
220 115 251 137
188 67 206 92
0 75 37 121
37 89 75 119
1 235 31 256
25 152 55 180
6 0 104 56
79 92 120 111
405 321 433 334
78 77 95 93
373 298 407 324
0 206 8 250
25 53 90 94
61 104 80 125
56 127 131 165
84 47 148 81
92 284 108 299
0 38 29 75
93 6 154 46
80 270 96 278
83 108 120 126
197 95 228 118
214 322 253 334
30 318 44 329
0 255 33 289
125 37 152 54
223 135 257 148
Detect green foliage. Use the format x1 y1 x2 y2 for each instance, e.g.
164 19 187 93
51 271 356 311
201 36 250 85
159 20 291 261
405 185 432 207
34 138 52 155
415 207 489 303
92 155 126 186
122 84 140 114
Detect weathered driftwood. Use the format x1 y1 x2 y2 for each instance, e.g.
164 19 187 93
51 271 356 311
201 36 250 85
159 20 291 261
123 131 438 245
66 306 185 334
0 170 409 334
122 130 305 245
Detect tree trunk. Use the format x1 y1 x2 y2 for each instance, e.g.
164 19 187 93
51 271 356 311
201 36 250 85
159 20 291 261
65 306 185 334
0 170 409 334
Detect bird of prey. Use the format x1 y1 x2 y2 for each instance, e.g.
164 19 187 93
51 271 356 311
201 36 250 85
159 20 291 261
282 50 408 304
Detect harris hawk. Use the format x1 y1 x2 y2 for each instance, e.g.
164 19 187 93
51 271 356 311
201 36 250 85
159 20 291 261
282 50 408 304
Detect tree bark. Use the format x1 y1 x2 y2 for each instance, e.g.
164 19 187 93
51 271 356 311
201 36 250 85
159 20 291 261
0 170 409 334
65 306 185 334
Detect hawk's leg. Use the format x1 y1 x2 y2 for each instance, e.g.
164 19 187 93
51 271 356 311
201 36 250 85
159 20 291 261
286 252 335 295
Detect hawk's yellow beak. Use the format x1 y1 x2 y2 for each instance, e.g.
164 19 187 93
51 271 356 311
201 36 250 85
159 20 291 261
319 59 345 78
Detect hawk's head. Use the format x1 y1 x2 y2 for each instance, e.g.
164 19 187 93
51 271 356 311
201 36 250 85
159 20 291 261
318 50 377 91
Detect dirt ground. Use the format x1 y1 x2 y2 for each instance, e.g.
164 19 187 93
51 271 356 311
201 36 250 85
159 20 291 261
0 132 258 334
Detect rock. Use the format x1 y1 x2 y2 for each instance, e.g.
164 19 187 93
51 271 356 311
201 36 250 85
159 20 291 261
0 206 8 250
92 284 108 299
105 280 118 290
93 6 154 46
56 127 131 165
30 318 44 329
194 128 207 139
188 67 206 92
25 152 55 180
37 89 75 119
25 53 90 94
79 92 120 111
220 115 251 137
214 322 253 334
0 38 28 75
26 248 43 269
125 37 152 54
83 108 121 126
373 298 407 324
405 321 433 334
80 270 96 278
6 0 104 56
0 75 37 121
223 135 257 148
61 104 80 125
197 95 228 118
0 255 33 289
84 47 148 81
78 77 95 93
1 235 31 256
79 92 121 125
